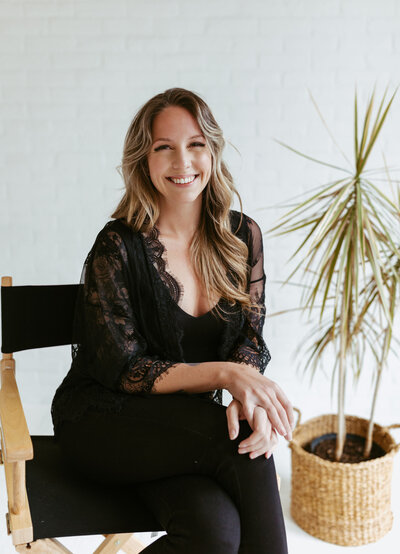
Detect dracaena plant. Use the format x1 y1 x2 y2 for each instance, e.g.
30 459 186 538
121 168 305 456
265 86 400 461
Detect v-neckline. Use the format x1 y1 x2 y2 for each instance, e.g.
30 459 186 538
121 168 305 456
140 226 221 320
173 298 219 320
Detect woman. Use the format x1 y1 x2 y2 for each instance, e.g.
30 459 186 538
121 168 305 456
51 87 294 553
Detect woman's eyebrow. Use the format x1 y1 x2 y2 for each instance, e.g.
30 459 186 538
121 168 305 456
152 134 204 144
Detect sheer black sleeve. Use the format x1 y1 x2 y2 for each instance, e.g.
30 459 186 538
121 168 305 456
81 228 179 394
226 216 271 374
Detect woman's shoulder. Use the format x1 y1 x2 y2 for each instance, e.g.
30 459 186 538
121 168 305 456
88 219 141 264
229 209 261 238
94 218 139 244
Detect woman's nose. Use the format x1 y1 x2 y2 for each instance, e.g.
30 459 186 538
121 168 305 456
171 147 191 169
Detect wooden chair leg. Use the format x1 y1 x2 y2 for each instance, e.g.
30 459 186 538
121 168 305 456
15 538 73 553
14 534 146 554
96 533 145 554
121 534 147 554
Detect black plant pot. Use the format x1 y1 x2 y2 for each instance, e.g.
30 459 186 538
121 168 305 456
309 432 386 462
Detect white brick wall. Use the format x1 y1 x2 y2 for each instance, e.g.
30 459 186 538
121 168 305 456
1 1 399 551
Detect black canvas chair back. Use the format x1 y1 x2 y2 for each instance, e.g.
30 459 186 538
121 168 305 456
1 284 80 353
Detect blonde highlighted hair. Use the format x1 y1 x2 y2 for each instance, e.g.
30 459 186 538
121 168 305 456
112 87 259 319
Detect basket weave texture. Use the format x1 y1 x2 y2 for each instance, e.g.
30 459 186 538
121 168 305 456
289 412 400 546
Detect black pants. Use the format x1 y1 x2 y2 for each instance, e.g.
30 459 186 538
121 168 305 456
56 393 288 554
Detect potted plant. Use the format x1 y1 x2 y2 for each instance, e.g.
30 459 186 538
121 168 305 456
264 85 400 545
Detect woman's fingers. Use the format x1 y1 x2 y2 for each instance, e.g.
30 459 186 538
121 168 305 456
238 407 272 455
274 385 295 434
257 381 293 439
238 427 266 451
272 400 293 440
243 436 277 458
263 431 280 459
259 400 287 438
242 402 256 427
229 396 290 459
226 398 240 440
251 442 277 459
244 424 280 459
227 364 294 438
239 436 265 455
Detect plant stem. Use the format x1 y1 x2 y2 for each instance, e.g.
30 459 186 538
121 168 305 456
364 324 390 457
335 327 346 460
364 363 382 458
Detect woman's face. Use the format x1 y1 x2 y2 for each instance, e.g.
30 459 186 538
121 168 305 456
147 105 212 207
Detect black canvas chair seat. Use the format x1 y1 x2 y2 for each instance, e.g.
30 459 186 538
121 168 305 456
27 435 163 540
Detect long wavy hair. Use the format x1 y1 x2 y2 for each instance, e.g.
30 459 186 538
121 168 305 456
112 87 259 319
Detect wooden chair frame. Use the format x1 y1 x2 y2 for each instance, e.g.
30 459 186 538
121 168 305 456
0 275 281 553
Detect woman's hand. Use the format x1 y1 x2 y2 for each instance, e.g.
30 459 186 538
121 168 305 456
225 362 294 440
226 398 279 459
226 397 247 439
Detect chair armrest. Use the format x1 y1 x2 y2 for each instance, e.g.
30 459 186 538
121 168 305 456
0 358 33 462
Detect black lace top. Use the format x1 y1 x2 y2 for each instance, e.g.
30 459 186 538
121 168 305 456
51 210 271 436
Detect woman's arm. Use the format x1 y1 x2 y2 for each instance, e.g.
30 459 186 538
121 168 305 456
226 215 271 373
150 360 235 394
80 228 179 393
152 358 294 439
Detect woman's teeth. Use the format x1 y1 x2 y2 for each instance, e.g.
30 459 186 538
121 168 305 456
168 175 197 184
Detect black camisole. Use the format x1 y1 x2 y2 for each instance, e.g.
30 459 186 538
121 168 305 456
173 301 225 363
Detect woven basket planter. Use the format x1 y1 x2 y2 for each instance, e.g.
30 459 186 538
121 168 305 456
289 408 400 546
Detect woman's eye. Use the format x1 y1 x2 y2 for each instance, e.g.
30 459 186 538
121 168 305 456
154 144 170 152
154 142 206 152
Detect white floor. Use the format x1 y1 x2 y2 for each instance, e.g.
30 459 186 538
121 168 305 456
1 429 399 554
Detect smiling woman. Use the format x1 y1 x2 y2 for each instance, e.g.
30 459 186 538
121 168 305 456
51 87 291 554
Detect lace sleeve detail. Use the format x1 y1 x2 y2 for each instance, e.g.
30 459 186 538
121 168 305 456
226 215 271 374
81 228 179 393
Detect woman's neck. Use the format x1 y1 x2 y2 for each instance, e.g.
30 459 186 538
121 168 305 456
156 198 202 243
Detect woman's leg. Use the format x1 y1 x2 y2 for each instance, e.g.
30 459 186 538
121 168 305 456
57 393 288 553
135 474 241 554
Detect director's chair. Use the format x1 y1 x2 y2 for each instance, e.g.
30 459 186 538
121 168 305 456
0 276 164 553
0 275 281 553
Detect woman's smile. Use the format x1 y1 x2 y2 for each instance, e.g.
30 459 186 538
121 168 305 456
166 174 199 186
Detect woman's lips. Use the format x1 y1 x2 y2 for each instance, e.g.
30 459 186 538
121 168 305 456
166 175 199 186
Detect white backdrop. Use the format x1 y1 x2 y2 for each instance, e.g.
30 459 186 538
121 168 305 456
1 1 399 552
